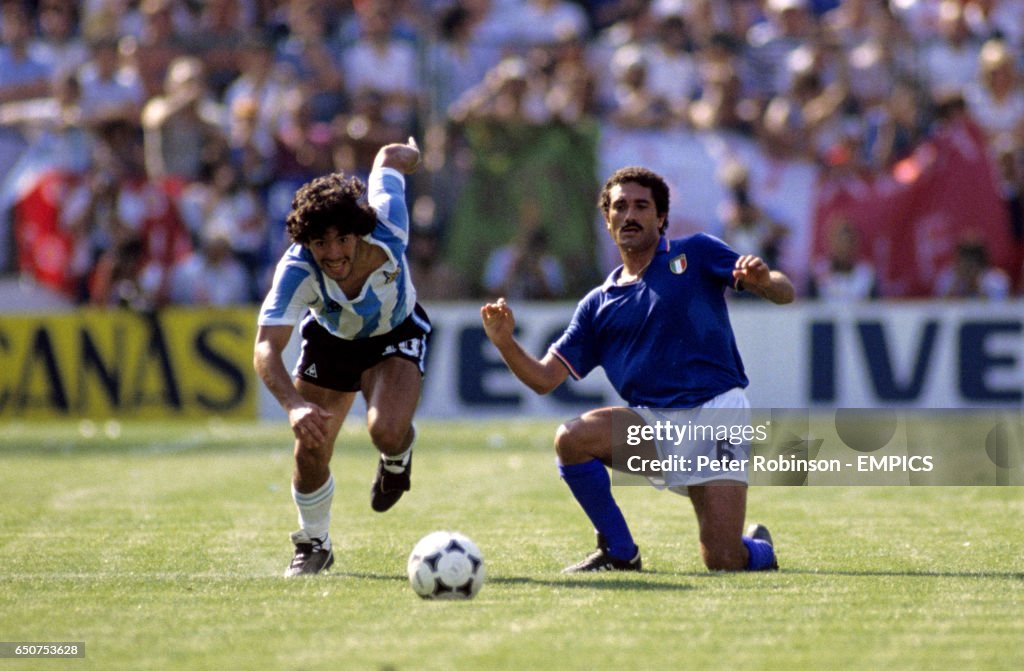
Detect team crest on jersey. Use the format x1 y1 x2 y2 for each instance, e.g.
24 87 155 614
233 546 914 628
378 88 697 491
304 364 318 378
669 253 687 275
383 267 401 284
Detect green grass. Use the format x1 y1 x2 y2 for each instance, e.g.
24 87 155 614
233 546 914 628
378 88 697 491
1 419 1022 671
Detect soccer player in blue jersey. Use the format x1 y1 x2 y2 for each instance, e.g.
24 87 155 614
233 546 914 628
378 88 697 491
481 166 795 572
254 138 429 577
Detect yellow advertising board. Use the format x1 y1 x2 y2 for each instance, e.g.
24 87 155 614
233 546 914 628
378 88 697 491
0 308 257 419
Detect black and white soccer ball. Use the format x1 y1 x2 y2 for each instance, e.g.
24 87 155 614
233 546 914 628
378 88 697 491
407 531 485 600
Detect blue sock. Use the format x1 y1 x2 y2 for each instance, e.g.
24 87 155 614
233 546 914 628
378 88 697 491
558 459 637 560
742 536 776 571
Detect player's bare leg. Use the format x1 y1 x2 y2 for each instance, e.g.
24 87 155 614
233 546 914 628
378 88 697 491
688 484 748 570
285 382 356 577
292 381 355 491
554 407 658 467
689 484 778 571
362 356 422 512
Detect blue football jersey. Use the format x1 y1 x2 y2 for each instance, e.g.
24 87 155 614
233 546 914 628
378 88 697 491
258 167 427 340
551 234 748 408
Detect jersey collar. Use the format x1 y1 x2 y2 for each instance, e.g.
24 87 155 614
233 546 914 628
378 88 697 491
601 236 670 292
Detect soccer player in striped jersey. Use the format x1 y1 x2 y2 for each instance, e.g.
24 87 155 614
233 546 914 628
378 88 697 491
254 138 429 577
481 166 795 573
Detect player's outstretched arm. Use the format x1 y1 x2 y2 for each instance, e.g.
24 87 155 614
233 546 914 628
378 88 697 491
732 255 795 304
481 298 570 395
374 136 421 175
254 325 333 445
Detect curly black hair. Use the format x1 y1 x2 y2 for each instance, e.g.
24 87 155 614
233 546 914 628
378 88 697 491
599 166 671 235
285 173 378 245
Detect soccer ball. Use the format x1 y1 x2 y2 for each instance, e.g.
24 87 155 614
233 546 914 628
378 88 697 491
407 531 485 600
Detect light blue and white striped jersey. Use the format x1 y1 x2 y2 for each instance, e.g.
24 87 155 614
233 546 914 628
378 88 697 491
258 167 426 340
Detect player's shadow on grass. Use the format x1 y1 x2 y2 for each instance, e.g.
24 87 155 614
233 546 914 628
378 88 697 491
781 569 1024 580
334 571 694 592
334 571 408 582
490 576 695 592
649 568 1024 581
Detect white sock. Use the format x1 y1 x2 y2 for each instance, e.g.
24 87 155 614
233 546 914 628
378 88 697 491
292 475 334 549
382 426 415 473
382 441 414 474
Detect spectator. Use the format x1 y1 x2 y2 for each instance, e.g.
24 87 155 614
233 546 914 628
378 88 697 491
449 56 551 125
165 229 251 305
483 214 566 300
962 0 1024 51
586 0 655 113
760 56 849 161
342 0 419 129
607 45 674 128
223 34 293 187
920 0 983 99
808 215 877 300
643 9 700 119
185 0 249 96
964 39 1024 145
456 0 520 50
124 0 191 100
81 0 144 42
718 159 789 275
275 0 347 123
274 90 339 182
861 78 931 170
745 0 817 101
544 34 597 123
993 139 1024 289
821 0 877 48
995 139 1024 244
934 239 1011 299
503 0 591 47
0 1 53 105
226 96 279 191
688 54 759 136
62 119 191 305
141 56 227 182
427 2 500 118
88 236 153 308
196 159 268 298
0 68 92 173
333 89 407 180
77 36 145 125
406 221 468 301
28 0 89 76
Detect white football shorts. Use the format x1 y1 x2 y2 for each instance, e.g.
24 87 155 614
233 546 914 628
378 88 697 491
631 387 752 493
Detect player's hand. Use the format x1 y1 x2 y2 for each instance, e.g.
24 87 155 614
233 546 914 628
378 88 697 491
376 137 421 174
289 403 333 446
480 297 516 346
732 254 770 291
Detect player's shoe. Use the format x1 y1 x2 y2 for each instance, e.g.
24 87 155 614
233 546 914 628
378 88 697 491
284 531 334 577
370 450 412 512
745 523 779 570
562 534 642 573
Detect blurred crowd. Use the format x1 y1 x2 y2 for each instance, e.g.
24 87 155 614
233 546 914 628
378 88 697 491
1 0 1023 308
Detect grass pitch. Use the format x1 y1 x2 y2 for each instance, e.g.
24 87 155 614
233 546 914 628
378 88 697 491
1 419 1022 671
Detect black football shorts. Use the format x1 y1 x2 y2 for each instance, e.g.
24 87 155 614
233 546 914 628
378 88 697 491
294 304 431 392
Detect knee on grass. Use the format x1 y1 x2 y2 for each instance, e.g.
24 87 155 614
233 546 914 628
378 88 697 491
701 543 747 572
